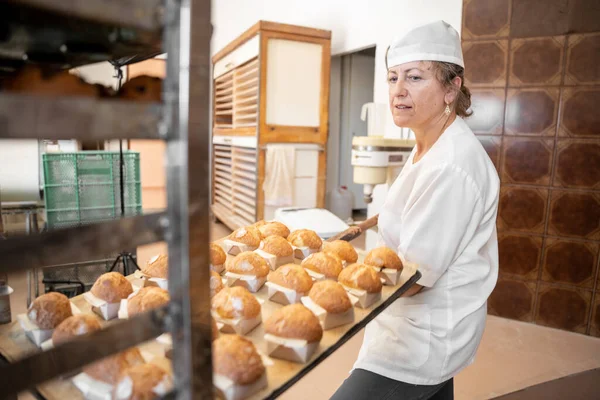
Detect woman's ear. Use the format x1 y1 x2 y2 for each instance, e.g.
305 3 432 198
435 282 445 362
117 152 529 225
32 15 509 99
444 76 462 105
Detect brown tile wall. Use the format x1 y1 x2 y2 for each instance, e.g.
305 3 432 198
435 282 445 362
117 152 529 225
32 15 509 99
462 0 600 335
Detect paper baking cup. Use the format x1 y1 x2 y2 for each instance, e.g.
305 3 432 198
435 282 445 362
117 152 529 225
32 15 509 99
264 334 319 363
300 296 354 330
214 372 268 400
265 282 304 305
223 272 266 293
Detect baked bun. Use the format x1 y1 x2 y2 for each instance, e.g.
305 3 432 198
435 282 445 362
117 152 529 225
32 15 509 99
91 272 134 303
251 220 268 228
213 335 265 385
210 243 226 266
229 226 261 248
127 287 170 316
114 363 172 400
210 270 224 297
52 314 102 345
364 247 403 270
267 264 313 293
308 281 352 314
211 286 261 320
119 75 162 102
258 221 290 239
225 252 270 277
260 235 293 257
5 65 98 97
288 230 322 250
323 240 358 264
338 263 382 293
301 252 343 279
142 254 168 279
265 304 323 343
85 347 145 385
27 292 72 330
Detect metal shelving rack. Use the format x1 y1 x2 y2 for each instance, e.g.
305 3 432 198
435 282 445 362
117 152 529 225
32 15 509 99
0 0 212 398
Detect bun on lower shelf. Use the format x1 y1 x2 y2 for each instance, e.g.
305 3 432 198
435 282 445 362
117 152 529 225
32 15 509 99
113 362 172 399
118 75 162 102
27 292 72 330
142 254 168 279
52 314 102 345
127 287 170 316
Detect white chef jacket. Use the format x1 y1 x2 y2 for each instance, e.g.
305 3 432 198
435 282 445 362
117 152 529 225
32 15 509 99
353 117 500 385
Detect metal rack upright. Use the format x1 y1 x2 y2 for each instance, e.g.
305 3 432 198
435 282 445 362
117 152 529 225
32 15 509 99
0 0 213 398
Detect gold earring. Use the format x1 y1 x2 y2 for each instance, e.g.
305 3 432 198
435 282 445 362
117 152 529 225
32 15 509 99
444 103 451 116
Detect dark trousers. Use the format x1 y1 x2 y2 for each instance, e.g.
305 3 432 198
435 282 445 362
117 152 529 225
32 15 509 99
330 369 454 400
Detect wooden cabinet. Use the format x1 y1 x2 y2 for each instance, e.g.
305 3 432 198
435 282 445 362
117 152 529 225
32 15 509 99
211 21 331 230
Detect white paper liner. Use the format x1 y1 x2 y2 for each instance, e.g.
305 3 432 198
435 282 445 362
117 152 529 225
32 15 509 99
19 302 81 348
300 296 355 330
264 334 319 363
254 248 294 271
212 312 262 335
223 239 256 256
132 270 168 290
370 265 402 286
265 282 304 305
341 284 382 309
292 246 319 260
223 272 266 293
83 292 121 321
210 263 225 275
214 372 268 400
113 369 173 400
303 268 326 282
72 373 114 400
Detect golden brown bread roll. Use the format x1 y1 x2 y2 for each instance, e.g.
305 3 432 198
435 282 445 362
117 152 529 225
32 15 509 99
91 272 134 303
52 314 102 345
364 247 403 270
210 270 224 298
127 287 170 316
308 281 352 314
301 252 343 279
259 236 293 257
118 75 162 102
85 347 145 385
338 263 382 294
27 292 73 330
142 254 168 279
251 220 268 228
5 65 99 97
210 243 227 266
211 286 261 320
323 240 359 264
113 362 172 400
225 252 270 278
288 230 322 249
264 304 323 343
213 335 265 385
229 226 261 248
258 221 290 239
267 264 313 293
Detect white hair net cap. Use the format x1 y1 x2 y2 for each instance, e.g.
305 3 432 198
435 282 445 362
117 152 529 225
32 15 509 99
387 20 464 69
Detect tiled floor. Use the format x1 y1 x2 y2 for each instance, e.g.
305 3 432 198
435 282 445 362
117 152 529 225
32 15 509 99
7 220 600 399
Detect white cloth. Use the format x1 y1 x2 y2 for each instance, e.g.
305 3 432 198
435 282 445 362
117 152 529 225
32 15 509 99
353 117 500 385
263 145 295 207
387 20 464 68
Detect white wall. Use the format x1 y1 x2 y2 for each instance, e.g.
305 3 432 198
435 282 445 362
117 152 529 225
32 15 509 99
212 0 463 247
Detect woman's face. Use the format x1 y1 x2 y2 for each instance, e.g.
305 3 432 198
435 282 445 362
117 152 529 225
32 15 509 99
387 61 455 131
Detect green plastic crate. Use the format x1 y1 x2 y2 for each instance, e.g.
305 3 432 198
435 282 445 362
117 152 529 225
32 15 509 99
43 151 142 229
